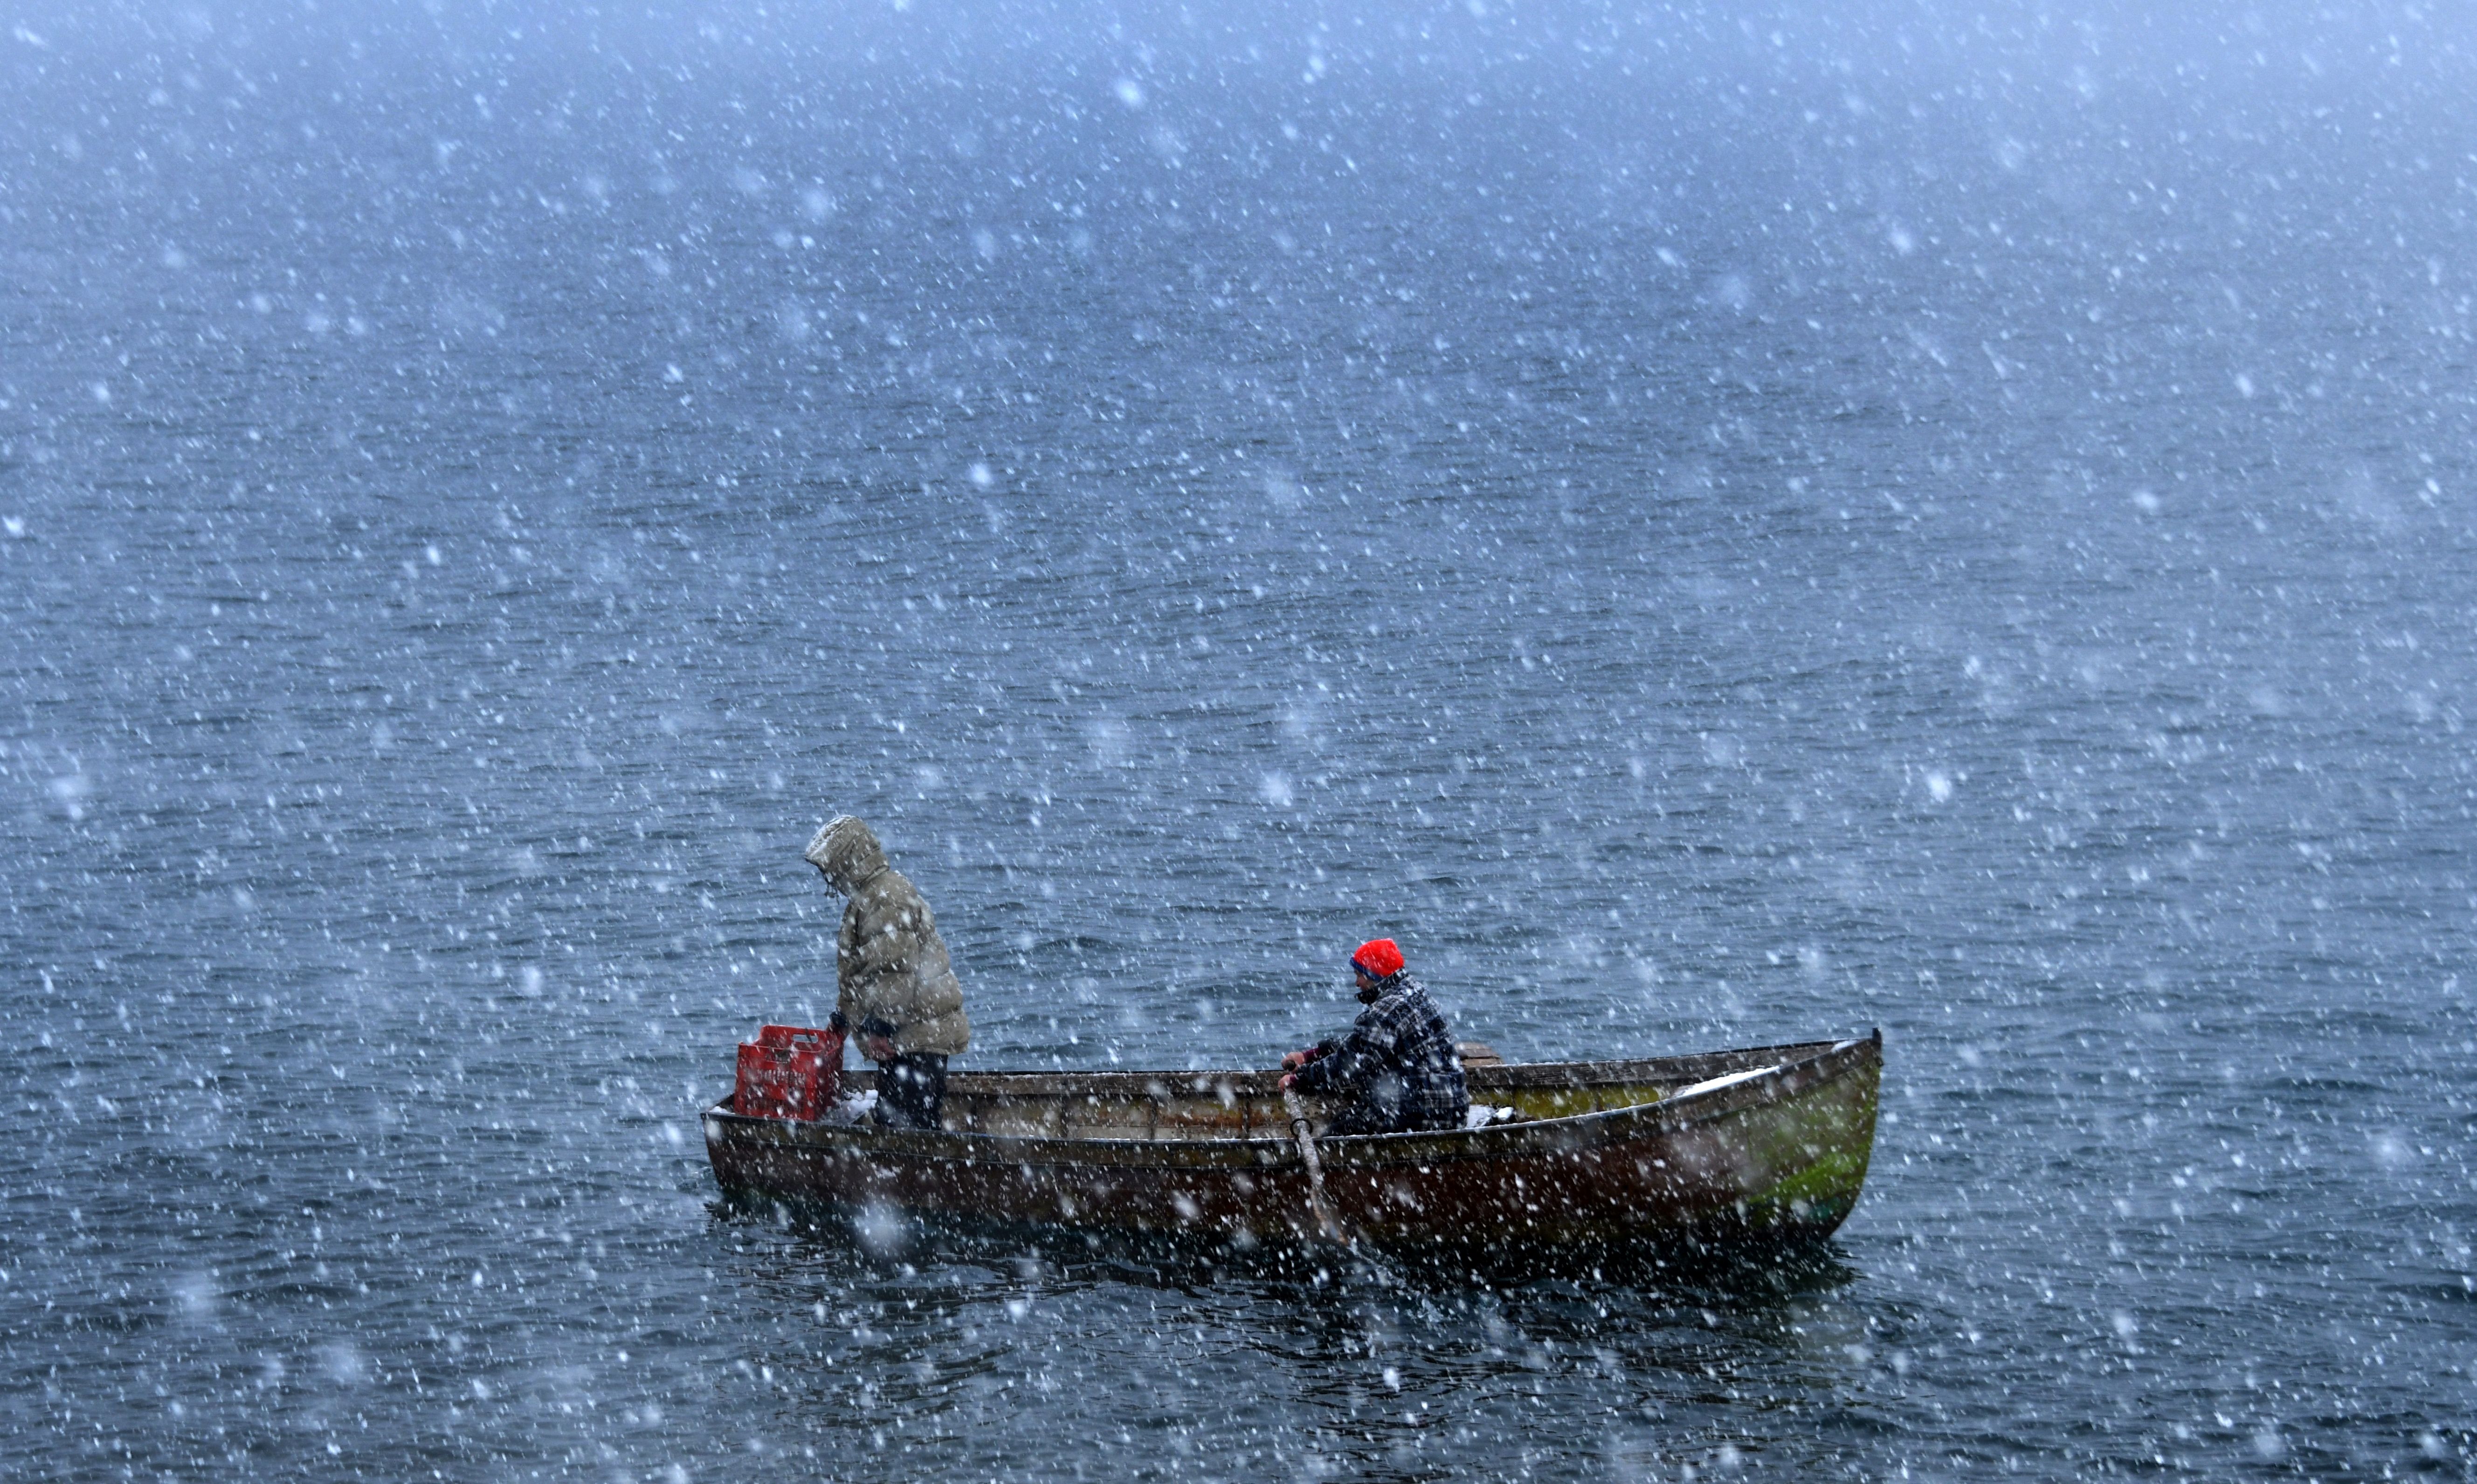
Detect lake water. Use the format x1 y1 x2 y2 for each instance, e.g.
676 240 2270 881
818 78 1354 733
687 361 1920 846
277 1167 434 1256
4 4 2473 1478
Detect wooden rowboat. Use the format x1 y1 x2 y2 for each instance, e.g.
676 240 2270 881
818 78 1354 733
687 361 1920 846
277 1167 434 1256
702 1031 1881 1255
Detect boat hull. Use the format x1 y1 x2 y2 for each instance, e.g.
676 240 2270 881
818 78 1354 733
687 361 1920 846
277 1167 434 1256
703 1033 1880 1253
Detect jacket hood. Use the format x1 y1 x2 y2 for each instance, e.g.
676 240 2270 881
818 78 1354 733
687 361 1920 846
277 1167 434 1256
803 815 889 893
1357 969 1412 1005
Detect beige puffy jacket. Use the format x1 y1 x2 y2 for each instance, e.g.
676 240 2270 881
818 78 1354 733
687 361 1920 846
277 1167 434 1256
804 817 971 1058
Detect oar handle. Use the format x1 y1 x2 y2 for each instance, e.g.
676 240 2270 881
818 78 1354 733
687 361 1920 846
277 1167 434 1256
1282 1086 1346 1244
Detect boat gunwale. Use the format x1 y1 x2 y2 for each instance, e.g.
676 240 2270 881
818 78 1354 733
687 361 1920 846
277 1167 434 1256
702 1032 1879 1172
911 1034 1862 1100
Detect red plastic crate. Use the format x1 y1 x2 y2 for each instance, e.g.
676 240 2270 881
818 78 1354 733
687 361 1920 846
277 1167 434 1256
733 1023 843 1120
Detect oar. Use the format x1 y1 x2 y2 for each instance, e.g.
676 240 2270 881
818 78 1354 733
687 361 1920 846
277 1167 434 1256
1282 1086 1348 1244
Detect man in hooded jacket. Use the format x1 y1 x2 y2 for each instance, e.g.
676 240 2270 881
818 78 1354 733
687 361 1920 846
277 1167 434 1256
1279 938 1467 1136
805 815 971 1130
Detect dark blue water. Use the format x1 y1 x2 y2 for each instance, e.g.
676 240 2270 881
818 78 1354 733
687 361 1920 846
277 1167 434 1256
5 3 2474 1477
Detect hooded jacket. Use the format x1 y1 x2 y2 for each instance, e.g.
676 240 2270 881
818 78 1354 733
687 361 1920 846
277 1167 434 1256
804 817 971 1058
1291 971 1466 1134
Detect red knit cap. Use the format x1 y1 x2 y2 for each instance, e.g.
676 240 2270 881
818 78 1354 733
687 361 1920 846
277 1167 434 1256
1351 938 1406 979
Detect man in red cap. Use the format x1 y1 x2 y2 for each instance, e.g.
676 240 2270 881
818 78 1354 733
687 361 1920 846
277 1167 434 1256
1279 938 1469 1136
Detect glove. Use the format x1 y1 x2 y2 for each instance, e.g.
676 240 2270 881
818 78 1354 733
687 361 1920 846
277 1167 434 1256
1280 1046 1324 1072
856 1017 900 1064
828 1010 850 1035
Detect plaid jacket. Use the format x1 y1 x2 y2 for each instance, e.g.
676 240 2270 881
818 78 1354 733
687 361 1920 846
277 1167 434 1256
1292 972 1468 1134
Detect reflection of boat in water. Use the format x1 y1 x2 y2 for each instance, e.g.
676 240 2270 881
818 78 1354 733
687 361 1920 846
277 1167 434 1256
703 1032 1881 1254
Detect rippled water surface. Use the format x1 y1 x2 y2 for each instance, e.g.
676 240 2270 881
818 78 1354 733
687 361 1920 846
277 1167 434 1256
5 4 2475 1478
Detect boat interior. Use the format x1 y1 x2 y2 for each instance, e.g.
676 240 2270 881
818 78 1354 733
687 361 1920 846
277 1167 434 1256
781 1038 1853 1141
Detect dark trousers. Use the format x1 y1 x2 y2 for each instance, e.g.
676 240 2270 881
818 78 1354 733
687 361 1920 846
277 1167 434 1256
872 1053 948 1130
1322 1100 1399 1137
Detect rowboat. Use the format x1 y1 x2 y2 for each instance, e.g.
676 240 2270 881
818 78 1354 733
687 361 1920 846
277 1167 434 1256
702 1031 1881 1256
